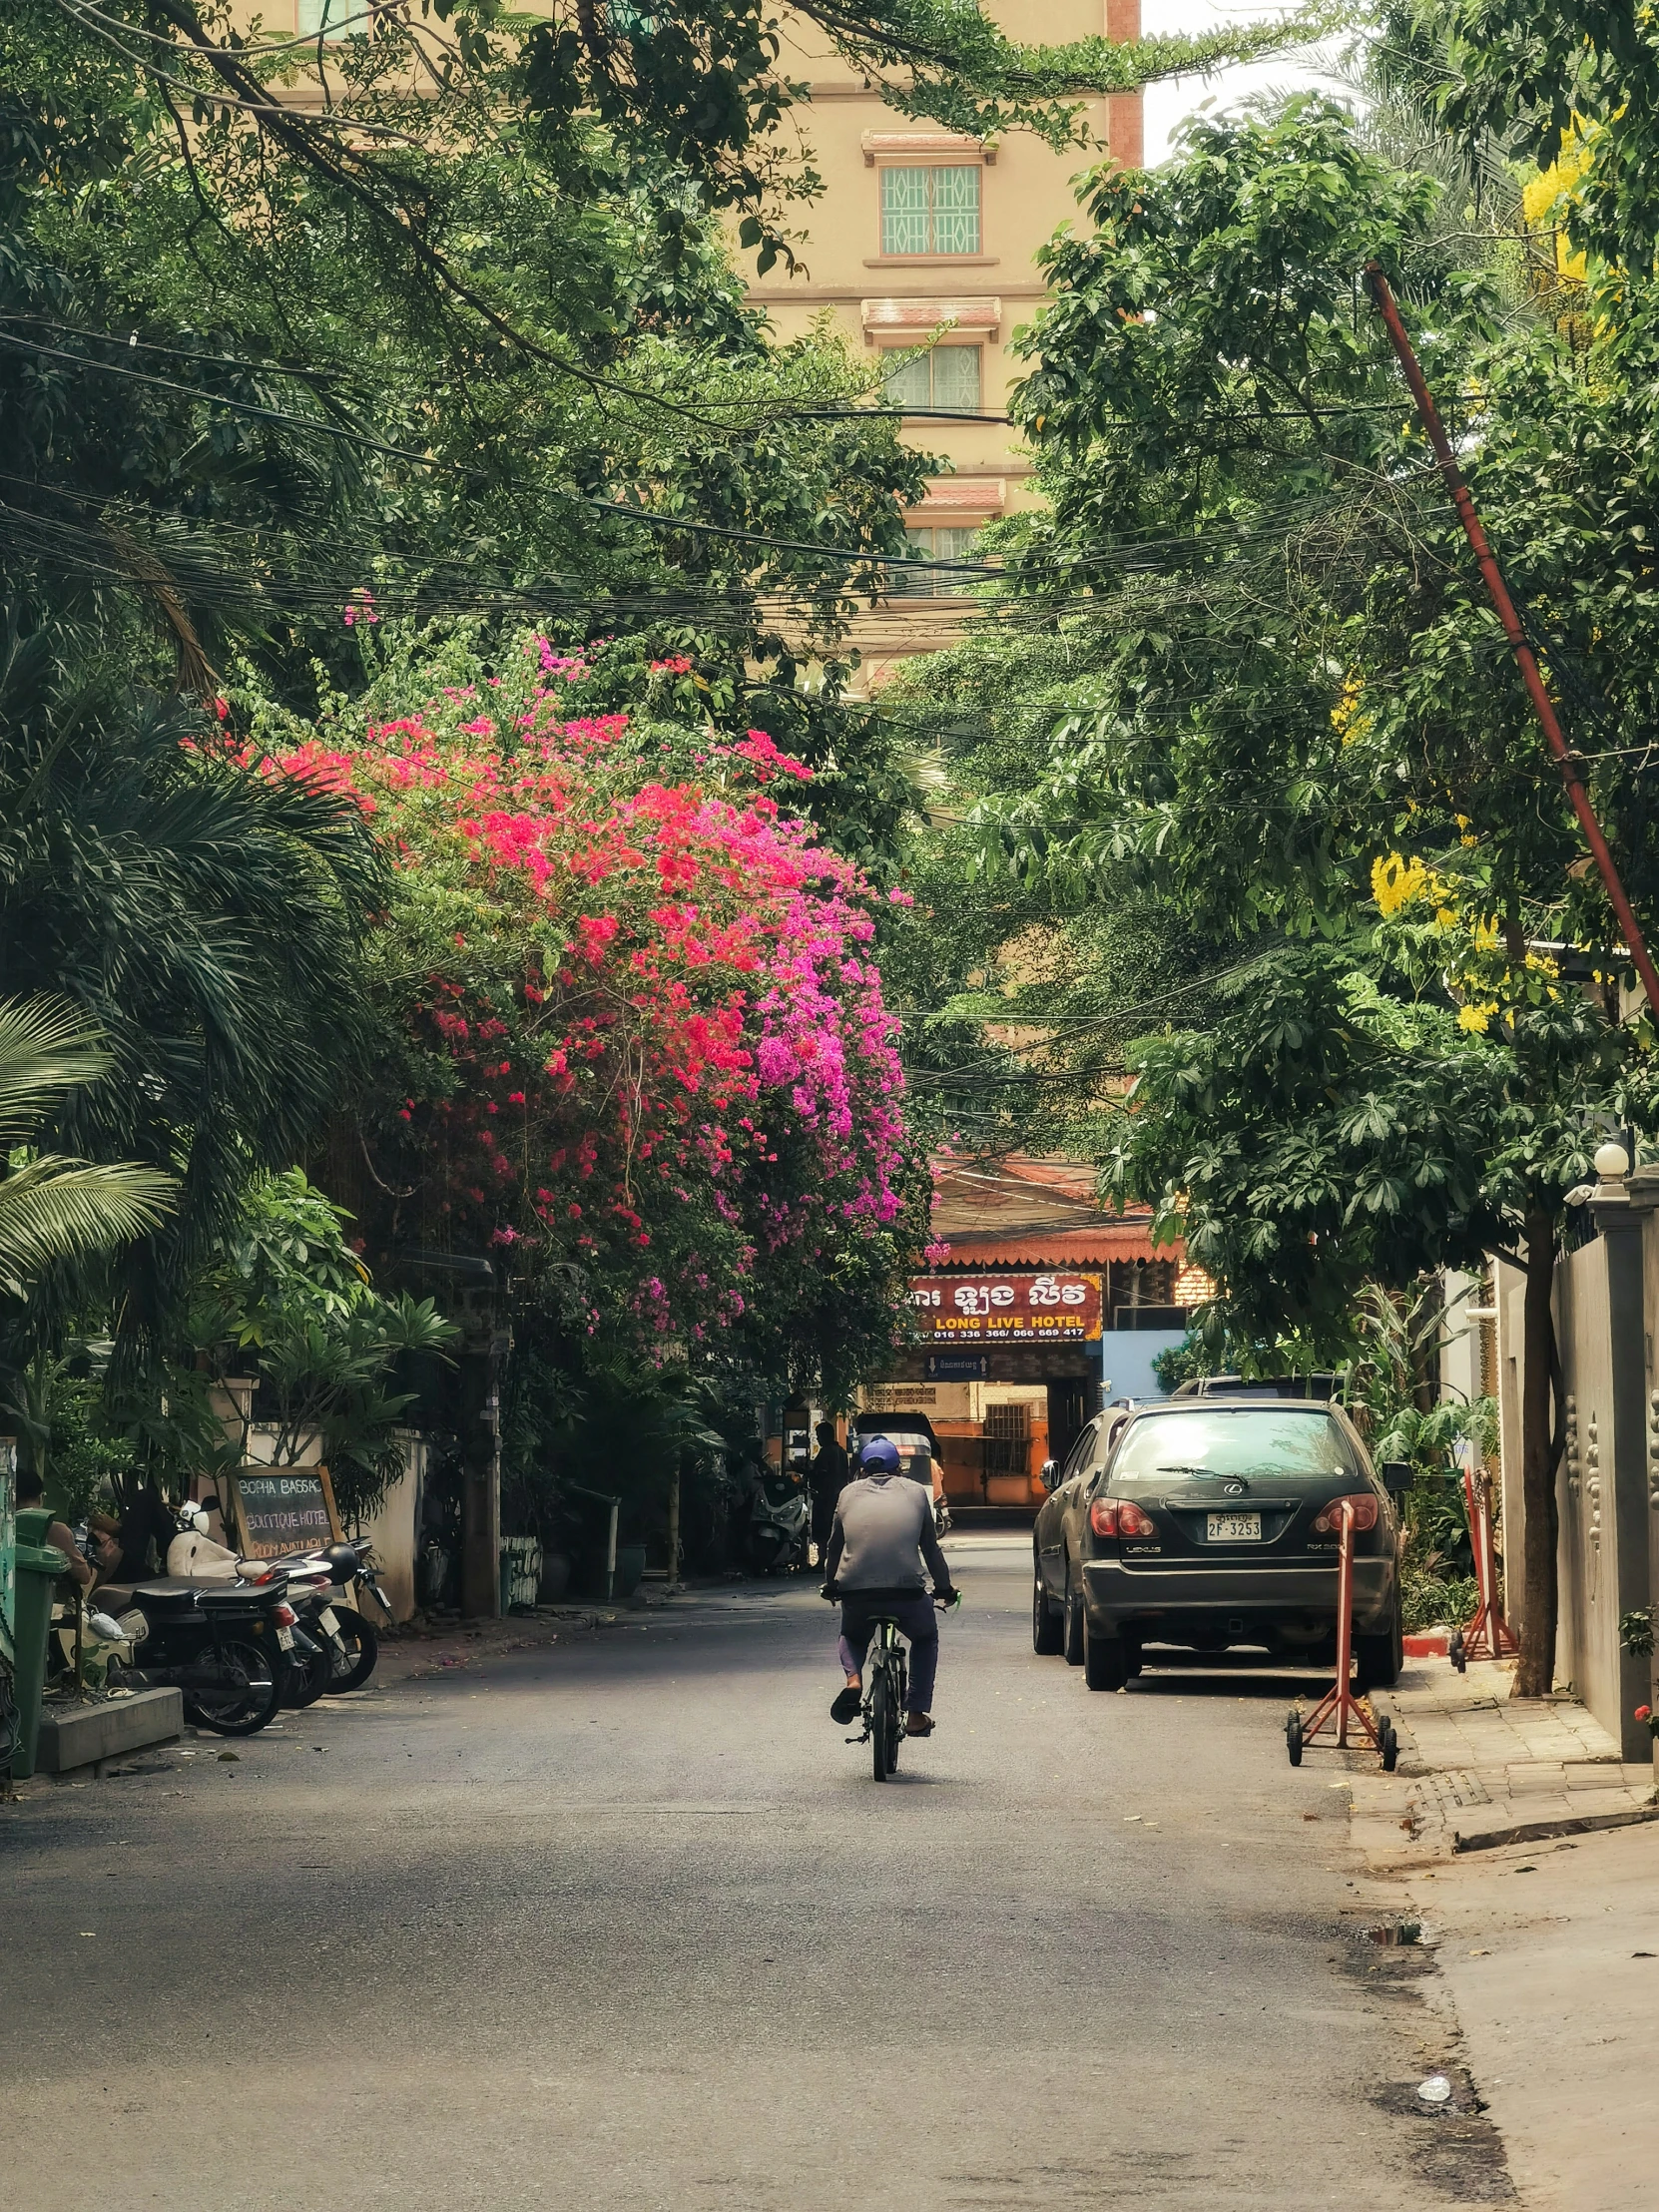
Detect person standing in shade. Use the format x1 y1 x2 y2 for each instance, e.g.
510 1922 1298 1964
15 1469 93 1595
808 1420 849 1570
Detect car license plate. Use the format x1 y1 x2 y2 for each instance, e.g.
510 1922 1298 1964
319 1607 339 1634
276 1626 294 1650
1207 1511 1262 1542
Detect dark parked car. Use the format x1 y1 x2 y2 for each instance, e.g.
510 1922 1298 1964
1032 1395 1408 1692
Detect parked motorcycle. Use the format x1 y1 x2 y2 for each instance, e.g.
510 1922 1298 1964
99 1571 298 1735
747 1462 810 1574
240 1535 391 1696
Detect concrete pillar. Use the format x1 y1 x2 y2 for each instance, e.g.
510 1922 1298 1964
458 1322 507 1621
1588 1170 1652 1759
1622 1165 1659 1776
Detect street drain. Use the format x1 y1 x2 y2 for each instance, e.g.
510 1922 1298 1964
1364 1920 1423 1946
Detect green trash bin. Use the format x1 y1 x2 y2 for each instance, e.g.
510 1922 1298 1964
9 1506 68 1783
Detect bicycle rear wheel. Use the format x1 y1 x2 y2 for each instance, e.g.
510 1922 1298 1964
870 1671 891 1782
887 1652 906 1775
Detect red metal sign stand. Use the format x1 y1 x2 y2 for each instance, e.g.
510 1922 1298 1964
1287 1500 1397 1769
1451 1465 1518 1669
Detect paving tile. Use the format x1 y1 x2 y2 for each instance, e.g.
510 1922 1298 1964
1562 1789 1647 1817
1366 1656 1654 1860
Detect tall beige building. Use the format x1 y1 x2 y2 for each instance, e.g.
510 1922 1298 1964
251 0 1142 677
754 3 1144 681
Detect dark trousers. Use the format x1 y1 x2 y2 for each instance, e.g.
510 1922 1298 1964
838 1594 939 1712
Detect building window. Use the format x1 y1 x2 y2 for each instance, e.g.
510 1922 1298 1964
296 0 360 34
1108 1258 1187 1331
882 345 982 414
896 524 979 596
983 1400 1029 1476
880 166 981 257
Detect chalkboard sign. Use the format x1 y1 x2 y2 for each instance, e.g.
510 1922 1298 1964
228 1465 340 1559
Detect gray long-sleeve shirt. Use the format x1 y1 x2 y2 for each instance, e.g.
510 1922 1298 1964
824 1472 950 1594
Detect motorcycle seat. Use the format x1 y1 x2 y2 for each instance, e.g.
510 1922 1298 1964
198 1578 285 1609
115 1578 203 1614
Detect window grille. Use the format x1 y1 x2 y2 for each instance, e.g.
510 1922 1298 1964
882 346 982 413
983 1401 1029 1475
898 525 978 596
880 167 981 256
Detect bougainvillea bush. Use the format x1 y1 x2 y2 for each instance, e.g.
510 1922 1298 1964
244 625 927 1396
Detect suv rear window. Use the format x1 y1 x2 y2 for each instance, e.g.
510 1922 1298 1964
1110 1408 1358 1482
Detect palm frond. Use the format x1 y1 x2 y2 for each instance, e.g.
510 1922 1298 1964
0 996 113 1146
0 1156 178 1295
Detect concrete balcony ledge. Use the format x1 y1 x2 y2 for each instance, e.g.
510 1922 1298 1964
37 1688 185 1777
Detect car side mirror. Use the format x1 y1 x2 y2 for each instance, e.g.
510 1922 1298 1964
1039 1458 1060 1493
1381 1461 1412 1496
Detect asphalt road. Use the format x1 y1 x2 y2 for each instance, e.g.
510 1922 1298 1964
2 1531 1508 2211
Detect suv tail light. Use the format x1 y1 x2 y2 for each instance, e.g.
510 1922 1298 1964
1312 1493 1379 1534
1090 1497 1158 1539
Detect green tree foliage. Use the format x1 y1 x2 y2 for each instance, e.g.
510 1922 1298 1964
926 89 1659 1688
0 630 385 1358
0 996 177 1304
513 0 1327 272
190 1169 459 1521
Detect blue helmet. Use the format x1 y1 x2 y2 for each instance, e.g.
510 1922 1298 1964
858 1435 901 1474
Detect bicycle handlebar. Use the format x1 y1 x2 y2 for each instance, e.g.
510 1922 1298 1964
822 1582 959 1609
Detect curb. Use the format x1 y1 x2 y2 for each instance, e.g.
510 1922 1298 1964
1450 1800 1659 1855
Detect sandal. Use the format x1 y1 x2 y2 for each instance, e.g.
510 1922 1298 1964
905 1712 934 1736
830 1686 862 1724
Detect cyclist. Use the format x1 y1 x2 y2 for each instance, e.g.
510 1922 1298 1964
823 1435 957 1737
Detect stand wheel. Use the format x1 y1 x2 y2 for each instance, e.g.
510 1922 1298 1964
1286 1712 1303 1767
1449 1631 1466 1674
1381 1720 1398 1773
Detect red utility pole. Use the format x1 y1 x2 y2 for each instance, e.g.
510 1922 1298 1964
1365 261 1659 1019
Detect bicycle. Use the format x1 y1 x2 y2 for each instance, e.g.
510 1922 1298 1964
863 1609 908 1781
825 1582 958 1783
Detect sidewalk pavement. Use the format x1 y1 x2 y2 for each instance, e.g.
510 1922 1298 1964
1334 1657 1659 2209
1349 1654 1657 1861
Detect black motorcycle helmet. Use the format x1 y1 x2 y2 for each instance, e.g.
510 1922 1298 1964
324 1541 361 1580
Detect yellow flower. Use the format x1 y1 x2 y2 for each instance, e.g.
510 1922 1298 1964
1372 851 1457 919
1522 132 1590 286
1372 852 1425 914
1331 675 1369 745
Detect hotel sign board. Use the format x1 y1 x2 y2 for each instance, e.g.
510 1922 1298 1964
908 1272 1102 1346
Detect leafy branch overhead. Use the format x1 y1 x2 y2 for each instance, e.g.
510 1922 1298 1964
0 996 177 1303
